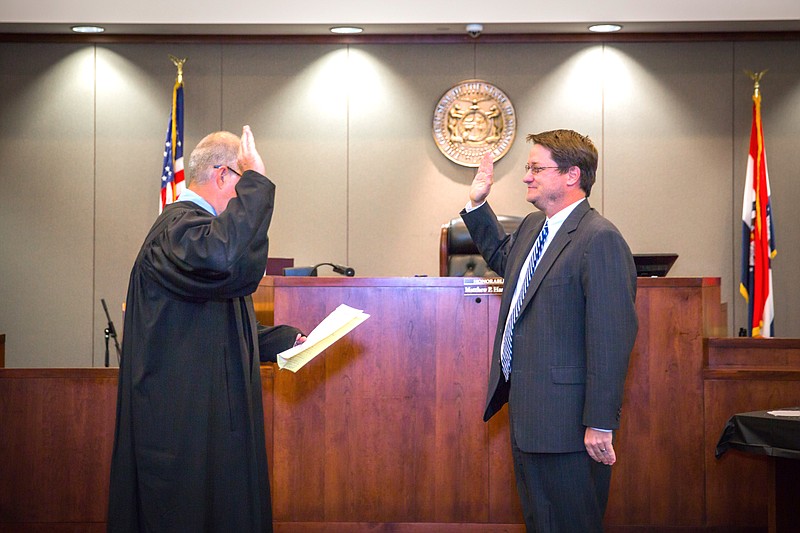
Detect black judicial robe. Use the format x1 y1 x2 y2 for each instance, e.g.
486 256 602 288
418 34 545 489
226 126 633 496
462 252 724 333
107 171 298 532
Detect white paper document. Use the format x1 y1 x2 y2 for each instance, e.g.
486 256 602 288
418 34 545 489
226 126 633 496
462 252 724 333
276 303 370 373
767 409 800 417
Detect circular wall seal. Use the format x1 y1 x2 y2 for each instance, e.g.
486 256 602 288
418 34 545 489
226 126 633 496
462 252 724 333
432 79 516 167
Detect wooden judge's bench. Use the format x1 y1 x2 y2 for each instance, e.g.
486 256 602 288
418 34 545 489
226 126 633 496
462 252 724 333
2 277 800 532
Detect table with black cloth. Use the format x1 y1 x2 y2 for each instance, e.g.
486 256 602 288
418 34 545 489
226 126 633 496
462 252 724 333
716 409 800 533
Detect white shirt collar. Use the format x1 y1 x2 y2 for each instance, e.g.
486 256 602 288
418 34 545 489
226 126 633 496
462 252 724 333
546 196 585 228
176 188 217 216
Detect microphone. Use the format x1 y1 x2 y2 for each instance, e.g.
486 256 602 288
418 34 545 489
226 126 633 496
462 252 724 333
329 263 356 277
312 262 355 277
282 262 356 277
101 298 122 367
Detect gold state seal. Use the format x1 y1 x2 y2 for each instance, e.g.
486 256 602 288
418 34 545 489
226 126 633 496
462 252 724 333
432 80 516 167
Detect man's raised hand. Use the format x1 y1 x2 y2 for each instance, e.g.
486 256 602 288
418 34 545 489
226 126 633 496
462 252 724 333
469 152 494 207
237 125 266 176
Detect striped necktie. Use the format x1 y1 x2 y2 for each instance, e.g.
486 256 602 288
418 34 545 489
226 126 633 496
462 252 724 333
499 220 549 381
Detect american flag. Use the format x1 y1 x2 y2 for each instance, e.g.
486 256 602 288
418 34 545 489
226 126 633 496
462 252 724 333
159 72 184 213
740 78 776 337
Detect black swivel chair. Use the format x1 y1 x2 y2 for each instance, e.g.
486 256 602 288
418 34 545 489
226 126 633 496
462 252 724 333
439 215 523 277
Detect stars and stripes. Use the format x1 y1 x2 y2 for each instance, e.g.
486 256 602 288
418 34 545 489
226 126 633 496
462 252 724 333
159 75 184 213
740 86 776 338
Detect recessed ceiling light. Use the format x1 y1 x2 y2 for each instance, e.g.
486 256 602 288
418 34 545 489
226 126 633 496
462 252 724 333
330 26 363 34
71 25 105 33
588 24 622 33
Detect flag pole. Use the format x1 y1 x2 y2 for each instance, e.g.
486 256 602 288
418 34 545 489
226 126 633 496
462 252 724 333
740 68 776 338
160 55 187 213
169 54 186 85
744 69 767 99
167 55 186 181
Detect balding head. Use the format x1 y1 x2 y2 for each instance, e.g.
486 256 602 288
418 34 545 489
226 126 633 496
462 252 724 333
186 131 240 187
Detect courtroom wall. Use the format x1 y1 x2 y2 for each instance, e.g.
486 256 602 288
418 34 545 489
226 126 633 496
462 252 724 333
0 38 798 367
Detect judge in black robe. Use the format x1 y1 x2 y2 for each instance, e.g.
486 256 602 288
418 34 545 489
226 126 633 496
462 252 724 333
108 126 301 532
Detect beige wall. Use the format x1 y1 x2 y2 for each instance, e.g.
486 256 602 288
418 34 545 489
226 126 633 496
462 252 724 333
1 38 798 367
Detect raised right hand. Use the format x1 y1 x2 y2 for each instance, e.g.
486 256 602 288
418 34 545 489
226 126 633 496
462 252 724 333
237 125 266 176
469 152 494 207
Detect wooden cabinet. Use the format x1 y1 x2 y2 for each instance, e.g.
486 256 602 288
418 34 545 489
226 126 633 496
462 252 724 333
703 338 800 530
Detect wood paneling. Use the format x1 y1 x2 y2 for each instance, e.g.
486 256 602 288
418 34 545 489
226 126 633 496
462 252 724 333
606 278 726 527
11 277 799 532
703 338 800 530
267 277 729 530
0 369 116 524
0 367 274 531
268 277 510 525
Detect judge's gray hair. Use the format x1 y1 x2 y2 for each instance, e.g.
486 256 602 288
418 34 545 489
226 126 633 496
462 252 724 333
187 131 240 187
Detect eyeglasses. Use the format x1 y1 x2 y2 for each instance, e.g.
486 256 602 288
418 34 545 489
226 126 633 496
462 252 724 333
524 163 564 175
213 164 242 178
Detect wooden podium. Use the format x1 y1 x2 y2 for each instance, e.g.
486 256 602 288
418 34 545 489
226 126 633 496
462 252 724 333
255 276 728 532
255 276 521 530
605 277 725 529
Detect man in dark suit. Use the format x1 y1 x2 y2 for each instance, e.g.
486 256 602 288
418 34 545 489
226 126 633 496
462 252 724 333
461 129 638 532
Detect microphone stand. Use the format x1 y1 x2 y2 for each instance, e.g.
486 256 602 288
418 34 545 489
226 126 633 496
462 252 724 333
101 298 122 367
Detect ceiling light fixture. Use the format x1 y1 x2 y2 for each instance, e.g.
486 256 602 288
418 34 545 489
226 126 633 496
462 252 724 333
71 25 105 33
588 24 622 33
330 26 363 34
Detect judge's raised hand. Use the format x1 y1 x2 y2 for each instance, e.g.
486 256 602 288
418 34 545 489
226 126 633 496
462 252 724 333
237 125 266 176
469 152 494 207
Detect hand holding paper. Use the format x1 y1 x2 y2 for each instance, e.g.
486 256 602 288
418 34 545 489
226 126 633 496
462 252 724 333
277 304 370 372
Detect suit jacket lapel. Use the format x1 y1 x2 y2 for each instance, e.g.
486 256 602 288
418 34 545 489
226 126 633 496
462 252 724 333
507 219 545 288
499 218 546 322
516 201 591 317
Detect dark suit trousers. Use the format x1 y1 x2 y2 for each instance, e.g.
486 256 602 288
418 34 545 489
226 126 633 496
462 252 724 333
510 426 611 532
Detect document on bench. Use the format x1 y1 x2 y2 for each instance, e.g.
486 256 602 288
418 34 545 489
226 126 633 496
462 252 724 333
277 303 370 373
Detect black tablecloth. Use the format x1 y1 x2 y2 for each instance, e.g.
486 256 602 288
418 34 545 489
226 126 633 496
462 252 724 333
716 409 800 460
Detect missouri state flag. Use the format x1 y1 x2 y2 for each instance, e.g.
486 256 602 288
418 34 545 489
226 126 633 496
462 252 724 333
740 89 776 337
159 74 184 213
